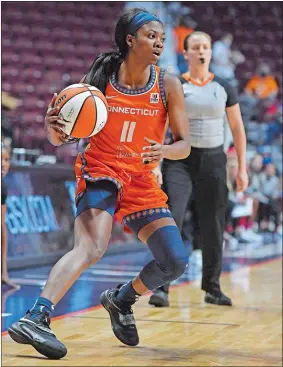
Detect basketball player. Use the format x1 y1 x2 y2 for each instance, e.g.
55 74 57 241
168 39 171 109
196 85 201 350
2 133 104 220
1 143 20 289
8 9 190 359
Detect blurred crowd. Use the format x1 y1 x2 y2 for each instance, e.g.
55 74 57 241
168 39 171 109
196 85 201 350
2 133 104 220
1 2 282 249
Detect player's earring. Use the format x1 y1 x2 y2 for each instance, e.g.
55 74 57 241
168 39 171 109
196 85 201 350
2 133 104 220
127 35 133 48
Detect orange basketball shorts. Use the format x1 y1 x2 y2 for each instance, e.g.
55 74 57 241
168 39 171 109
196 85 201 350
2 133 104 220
75 154 168 222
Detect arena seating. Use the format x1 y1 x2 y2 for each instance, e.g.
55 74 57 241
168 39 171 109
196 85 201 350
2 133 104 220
1 1 281 152
183 1 282 90
1 1 124 150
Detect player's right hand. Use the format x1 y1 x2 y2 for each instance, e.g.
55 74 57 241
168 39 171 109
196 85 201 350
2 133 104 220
44 93 69 144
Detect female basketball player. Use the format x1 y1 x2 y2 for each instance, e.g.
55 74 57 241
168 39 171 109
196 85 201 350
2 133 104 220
1 143 20 289
149 31 249 308
8 8 190 359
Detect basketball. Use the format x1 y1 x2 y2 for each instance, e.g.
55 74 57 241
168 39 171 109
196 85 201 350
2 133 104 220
54 83 108 138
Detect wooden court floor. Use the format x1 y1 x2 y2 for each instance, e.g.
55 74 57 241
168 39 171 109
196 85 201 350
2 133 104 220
2 257 282 366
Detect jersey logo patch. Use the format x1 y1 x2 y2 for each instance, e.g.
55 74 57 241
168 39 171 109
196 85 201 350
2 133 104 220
150 93 159 104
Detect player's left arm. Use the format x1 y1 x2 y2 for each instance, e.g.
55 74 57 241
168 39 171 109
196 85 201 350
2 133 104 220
142 73 190 162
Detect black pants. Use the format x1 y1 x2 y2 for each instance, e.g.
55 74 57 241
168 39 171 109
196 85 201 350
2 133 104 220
225 199 236 228
159 146 228 294
181 198 201 251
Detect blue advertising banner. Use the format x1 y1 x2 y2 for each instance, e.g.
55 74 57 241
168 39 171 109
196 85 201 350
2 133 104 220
4 165 141 269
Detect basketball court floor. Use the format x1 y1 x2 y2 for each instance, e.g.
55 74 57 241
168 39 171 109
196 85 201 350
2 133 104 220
2 241 282 366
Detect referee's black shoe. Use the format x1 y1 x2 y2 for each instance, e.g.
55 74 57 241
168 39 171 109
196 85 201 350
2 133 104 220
148 289 169 307
204 291 232 306
8 311 67 359
100 288 139 346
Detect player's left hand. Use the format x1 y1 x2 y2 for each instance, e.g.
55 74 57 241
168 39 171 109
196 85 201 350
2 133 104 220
142 137 165 164
236 169 249 192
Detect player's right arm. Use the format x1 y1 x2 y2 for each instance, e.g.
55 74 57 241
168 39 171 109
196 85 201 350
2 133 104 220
44 93 69 146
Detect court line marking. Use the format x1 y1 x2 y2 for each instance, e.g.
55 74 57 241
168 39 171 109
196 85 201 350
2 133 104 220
19 272 190 283
2 255 281 336
68 315 241 327
10 276 134 285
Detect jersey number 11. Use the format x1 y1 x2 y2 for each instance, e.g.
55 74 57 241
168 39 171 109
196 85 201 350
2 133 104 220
120 121 136 143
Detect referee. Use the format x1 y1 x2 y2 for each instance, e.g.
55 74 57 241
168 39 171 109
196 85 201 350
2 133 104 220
149 31 249 307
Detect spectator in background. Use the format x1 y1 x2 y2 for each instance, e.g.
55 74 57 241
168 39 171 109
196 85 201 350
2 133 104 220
1 92 19 149
174 15 196 74
1 143 20 289
224 147 263 246
240 63 280 123
247 155 266 230
248 154 264 191
245 63 279 101
229 153 263 244
247 154 264 227
262 99 282 145
1 110 13 149
210 33 245 88
258 163 281 235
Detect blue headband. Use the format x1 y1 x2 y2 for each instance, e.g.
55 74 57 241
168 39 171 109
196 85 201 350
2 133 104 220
128 12 162 35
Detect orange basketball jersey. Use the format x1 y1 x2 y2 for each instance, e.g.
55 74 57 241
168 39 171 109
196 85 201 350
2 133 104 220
75 65 168 202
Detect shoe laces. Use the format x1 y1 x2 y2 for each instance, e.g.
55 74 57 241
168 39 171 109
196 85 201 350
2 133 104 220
116 300 134 315
116 284 139 303
26 310 51 329
111 292 134 315
113 286 139 313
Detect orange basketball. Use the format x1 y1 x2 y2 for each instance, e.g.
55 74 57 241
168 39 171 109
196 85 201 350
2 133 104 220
54 83 108 138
